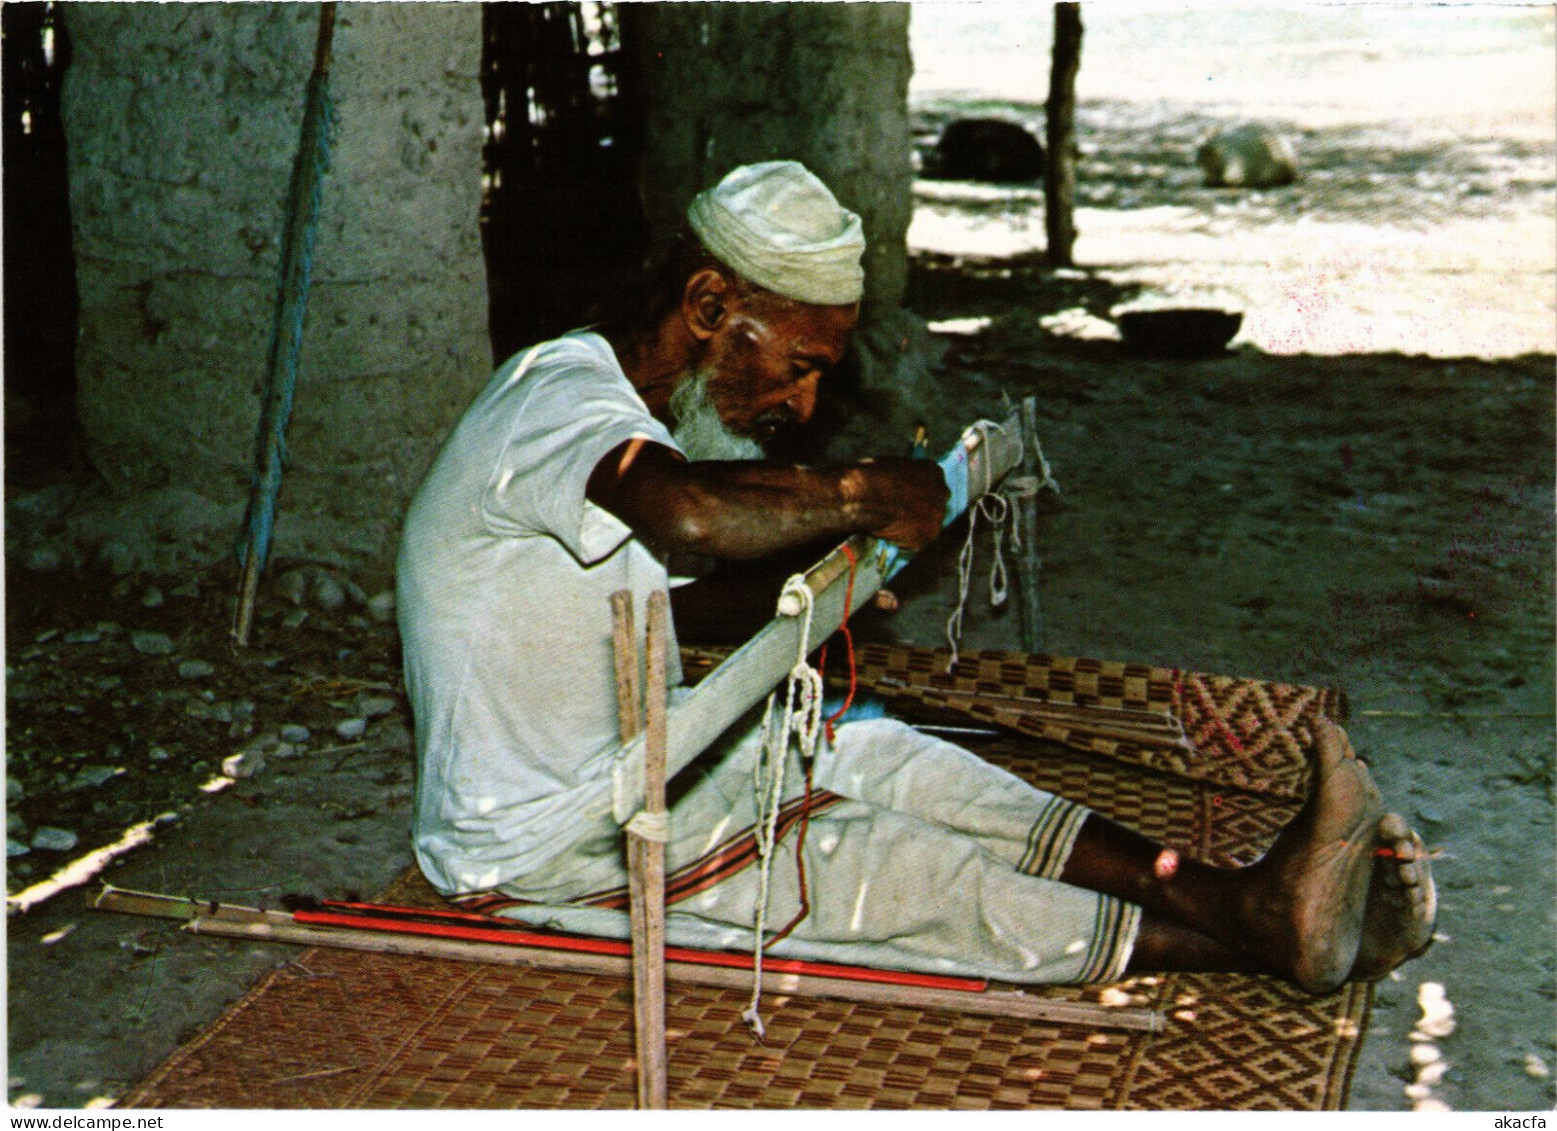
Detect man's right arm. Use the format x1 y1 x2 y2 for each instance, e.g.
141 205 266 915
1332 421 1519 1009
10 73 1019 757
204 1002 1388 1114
584 439 950 562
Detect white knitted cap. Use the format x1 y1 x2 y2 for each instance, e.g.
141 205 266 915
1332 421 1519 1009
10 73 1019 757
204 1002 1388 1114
687 161 865 306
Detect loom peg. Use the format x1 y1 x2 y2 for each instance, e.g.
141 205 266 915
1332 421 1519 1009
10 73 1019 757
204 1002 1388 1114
616 589 669 1109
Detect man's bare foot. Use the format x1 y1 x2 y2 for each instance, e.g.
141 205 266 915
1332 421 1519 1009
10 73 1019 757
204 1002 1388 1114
1351 812 1438 981
1240 719 1384 994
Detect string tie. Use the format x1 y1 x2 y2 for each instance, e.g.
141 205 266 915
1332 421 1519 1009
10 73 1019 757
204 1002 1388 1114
625 810 669 843
943 423 1061 671
744 574 827 1038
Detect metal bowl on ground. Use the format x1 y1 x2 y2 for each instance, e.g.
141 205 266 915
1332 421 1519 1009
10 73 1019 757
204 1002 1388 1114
1116 308 1243 358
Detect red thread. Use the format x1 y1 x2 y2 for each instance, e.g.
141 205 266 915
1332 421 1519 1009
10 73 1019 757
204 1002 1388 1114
769 543 862 949
823 543 860 745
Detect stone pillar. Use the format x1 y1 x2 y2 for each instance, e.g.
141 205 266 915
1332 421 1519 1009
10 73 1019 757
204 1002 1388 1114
62 2 491 566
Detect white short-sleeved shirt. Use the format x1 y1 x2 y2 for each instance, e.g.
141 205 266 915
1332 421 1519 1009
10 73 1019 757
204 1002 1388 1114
396 331 684 893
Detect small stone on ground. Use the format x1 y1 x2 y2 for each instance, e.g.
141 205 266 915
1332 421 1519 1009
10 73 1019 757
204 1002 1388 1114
131 632 174 656
357 695 396 718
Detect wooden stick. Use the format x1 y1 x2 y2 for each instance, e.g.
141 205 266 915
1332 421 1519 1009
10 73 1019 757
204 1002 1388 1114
275 1065 359 1085
1356 709 1555 720
231 2 339 647
611 591 648 1062
182 914 1162 1032
613 590 666 1108
775 532 875 617
611 591 642 747
635 592 670 1108
1044 3 1083 268
643 593 670 818
93 885 1162 1030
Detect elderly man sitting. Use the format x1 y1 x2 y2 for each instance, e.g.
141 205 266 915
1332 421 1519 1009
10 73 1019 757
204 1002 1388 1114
397 161 1434 993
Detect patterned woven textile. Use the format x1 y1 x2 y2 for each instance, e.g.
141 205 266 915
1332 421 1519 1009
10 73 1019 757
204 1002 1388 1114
686 643 1349 802
119 646 1367 1111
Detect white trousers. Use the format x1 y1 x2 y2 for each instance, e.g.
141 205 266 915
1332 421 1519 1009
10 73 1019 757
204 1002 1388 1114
481 716 1140 985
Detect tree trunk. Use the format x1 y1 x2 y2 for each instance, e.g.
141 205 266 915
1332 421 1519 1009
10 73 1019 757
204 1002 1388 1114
1045 3 1083 269
61 2 491 568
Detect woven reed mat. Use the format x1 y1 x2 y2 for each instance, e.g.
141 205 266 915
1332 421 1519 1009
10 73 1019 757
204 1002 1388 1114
686 644 1350 802
119 649 1369 1111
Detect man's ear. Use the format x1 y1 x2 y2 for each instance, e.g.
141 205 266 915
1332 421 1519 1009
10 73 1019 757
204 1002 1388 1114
682 267 732 341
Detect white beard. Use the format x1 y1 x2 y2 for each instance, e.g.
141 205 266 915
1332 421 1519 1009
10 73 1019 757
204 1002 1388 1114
668 369 766 462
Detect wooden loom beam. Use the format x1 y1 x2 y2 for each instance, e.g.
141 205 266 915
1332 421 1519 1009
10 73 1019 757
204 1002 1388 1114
614 590 670 1109
611 413 1025 824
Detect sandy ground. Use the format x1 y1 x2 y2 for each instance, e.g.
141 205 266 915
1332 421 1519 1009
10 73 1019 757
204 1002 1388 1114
897 11 1557 1105
7 4 1555 1114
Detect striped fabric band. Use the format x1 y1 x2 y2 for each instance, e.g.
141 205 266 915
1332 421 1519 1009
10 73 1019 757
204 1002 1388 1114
581 788 847 911
1018 795 1090 879
449 890 536 916
1075 895 1142 983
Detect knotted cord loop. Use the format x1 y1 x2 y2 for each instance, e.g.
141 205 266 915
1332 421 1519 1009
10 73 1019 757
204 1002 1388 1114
942 422 1059 671
945 422 1011 670
1031 427 1061 495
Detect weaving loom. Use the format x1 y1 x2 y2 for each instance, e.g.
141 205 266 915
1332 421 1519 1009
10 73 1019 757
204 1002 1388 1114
609 415 1025 825
105 408 1375 1108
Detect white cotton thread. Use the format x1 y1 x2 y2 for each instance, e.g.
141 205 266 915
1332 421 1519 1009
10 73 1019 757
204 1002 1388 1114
942 423 1060 671
944 491 1019 670
743 575 825 1039
944 422 1013 670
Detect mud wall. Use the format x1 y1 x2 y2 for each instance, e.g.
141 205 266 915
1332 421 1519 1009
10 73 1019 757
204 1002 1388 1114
61 2 491 565
625 3 914 322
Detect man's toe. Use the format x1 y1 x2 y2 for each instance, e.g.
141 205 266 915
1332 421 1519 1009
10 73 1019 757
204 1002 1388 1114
1378 812 1411 841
